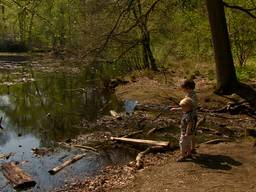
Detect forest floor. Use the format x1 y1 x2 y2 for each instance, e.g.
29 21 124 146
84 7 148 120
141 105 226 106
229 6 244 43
56 62 256 192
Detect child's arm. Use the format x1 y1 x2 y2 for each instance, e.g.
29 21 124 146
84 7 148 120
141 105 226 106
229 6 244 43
185 122 193 136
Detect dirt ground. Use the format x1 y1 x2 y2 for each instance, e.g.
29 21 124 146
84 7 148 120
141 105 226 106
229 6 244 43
115 141 256 192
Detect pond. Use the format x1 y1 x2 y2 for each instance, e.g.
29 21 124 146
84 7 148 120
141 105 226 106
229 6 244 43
0 58 135 192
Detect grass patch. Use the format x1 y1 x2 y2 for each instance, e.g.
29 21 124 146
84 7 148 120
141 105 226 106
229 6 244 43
236 61 256 81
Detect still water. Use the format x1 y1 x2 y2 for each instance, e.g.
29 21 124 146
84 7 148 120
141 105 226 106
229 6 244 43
0 60 135 192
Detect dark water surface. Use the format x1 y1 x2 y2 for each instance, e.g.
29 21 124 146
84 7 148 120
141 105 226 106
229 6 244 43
0 60 135 192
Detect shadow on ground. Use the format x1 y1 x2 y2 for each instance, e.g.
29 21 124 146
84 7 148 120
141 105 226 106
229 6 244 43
191 153 242 170
236 83 256 107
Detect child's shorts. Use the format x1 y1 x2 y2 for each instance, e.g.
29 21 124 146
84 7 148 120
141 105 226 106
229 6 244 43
179 135 193 150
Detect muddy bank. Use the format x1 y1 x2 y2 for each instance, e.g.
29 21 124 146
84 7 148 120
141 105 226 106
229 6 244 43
53 68 256 191
56 71 256 192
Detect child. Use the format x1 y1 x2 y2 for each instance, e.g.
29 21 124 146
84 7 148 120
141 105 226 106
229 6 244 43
181 79 198 153
176 97 197 162
171 79 198 153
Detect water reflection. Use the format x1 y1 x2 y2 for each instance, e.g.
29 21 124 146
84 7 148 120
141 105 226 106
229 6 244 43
0 71 120 145
0 68 130 191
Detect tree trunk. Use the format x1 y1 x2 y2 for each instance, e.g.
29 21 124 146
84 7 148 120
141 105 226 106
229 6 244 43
134 0 158 71
206 0 238 94
143 30 158 71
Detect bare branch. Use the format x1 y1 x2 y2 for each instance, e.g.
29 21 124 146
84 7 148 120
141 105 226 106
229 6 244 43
223 1 256 19
112 40 141 63
115 0 162 36
90 0 162 60
6 0 54 26
93 0 135 58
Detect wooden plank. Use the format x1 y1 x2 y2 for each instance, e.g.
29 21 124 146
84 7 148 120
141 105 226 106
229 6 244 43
1 162 36 190
48 153 86 175
110 137 169 147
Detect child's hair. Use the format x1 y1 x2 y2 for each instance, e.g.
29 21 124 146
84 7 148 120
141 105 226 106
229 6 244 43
180 79 195 90
179 97 193 108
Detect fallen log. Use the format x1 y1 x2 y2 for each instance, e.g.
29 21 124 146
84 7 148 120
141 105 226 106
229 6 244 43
49 153 87 175
203 138 232 145
1 162 36 190
110 137 169 147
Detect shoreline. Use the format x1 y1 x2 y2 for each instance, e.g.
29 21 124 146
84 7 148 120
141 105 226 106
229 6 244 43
55 70 256 192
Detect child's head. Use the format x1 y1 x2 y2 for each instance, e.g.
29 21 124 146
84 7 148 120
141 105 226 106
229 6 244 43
180 79 195 93
179 97 193 112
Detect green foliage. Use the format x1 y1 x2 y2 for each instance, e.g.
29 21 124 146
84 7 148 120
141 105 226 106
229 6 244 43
0 0 256 79
236 60 256 80
226 0 256 66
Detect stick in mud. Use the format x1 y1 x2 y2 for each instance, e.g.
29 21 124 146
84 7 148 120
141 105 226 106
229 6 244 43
48 153 87 175
136 146 167 169
73 145 98 152
203 138 233 144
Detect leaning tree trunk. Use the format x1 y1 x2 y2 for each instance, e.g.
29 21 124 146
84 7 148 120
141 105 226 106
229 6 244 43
206 0 238 94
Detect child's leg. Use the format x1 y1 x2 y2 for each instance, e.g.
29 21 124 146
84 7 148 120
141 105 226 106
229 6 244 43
192 117 198 151
179 135 187 157
186 136 192 156
191 135 196 150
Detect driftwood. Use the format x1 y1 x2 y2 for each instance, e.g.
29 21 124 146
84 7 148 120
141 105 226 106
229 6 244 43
73 145 98 152
49 153 87 175
109 110 122 120
153 106 171 121
110 137 169 147
121 130 144 138
58 142 98 153
136 146 169 169
146 127 167 136
136 147 151 169
200 102 256 117
1 162 36 190
199 127 220 134
203 138 232 144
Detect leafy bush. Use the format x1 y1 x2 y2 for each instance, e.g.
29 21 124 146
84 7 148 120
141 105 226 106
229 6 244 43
236 60 256 80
